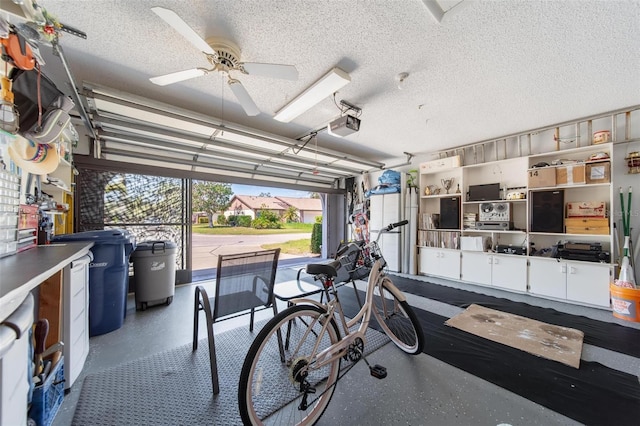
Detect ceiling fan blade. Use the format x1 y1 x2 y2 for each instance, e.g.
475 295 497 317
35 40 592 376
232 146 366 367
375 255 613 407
228 80 260 116
241 63 298 81
151 7 215 55
150 68 207 86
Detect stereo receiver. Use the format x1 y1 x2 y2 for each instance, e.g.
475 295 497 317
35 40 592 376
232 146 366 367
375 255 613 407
475 221 513 231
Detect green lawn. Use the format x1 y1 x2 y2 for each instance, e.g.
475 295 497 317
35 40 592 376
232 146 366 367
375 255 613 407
262 238 316 255
192 223 313 235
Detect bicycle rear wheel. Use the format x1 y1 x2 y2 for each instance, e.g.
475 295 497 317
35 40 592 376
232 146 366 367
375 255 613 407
238 304 342 425
372 276 424 354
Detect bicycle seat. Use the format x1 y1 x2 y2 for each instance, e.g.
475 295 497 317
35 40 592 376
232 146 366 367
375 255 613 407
306 259 341 278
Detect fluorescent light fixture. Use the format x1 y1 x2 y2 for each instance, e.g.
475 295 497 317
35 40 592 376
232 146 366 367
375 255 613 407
274 67 350 122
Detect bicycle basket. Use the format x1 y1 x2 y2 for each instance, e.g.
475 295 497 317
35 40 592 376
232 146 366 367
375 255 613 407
334 241 371 283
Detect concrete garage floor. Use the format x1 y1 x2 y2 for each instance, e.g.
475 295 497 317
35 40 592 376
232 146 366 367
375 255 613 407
52 263 639 426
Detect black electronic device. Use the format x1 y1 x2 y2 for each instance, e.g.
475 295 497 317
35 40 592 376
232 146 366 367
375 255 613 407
530 190 564 233
468 183 501 202
439 197 460 229
556 241 609 263
496 245 527 255
564 242 602 252
475 221 513 230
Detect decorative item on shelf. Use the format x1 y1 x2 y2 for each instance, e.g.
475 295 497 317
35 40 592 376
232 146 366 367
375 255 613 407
506 191 526 200
625 152 640 174
455 183 461 194
589 152 610 161
592 130 610 145
440 178 454 194
424 185 440 196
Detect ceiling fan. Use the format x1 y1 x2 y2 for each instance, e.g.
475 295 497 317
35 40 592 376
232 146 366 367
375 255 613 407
149 7 298 116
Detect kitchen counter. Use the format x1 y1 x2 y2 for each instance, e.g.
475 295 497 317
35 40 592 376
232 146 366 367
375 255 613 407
0 242 94 323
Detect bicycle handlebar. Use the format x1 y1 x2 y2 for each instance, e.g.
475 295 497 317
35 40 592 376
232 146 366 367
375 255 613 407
385 220 408 231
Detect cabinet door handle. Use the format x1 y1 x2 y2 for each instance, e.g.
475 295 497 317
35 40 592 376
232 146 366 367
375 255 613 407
493 257 499 265
569 266 576 274
561 264 567 273
487 257 493 264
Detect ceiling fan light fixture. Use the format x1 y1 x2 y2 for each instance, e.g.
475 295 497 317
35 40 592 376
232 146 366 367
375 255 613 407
274 67 350 123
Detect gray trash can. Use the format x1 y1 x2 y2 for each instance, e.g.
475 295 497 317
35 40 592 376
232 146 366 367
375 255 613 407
131 240 177 311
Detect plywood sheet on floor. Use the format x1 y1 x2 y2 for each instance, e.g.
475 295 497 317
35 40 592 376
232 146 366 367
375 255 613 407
445 303 584 368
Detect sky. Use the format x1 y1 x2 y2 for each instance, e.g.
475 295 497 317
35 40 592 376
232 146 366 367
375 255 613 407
231 184 315 198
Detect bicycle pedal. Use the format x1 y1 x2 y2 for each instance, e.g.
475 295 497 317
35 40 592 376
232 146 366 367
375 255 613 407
369 364 387 379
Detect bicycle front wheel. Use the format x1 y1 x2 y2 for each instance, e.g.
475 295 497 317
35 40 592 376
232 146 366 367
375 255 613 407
238 304 342 426
372 276 424 354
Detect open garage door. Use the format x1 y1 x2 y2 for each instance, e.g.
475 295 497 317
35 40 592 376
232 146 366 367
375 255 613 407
80 83 383 192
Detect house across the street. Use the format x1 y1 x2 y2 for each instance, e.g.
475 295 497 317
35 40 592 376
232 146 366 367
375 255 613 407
225 195 322 223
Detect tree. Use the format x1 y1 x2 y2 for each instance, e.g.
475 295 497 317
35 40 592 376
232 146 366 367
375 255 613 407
192 181 233 227
282 206 300 223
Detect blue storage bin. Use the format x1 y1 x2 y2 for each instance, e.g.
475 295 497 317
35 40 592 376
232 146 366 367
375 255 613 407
53 229 136 336
29 356 64 426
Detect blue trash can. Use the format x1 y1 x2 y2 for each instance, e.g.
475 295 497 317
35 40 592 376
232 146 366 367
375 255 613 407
53 229 136 336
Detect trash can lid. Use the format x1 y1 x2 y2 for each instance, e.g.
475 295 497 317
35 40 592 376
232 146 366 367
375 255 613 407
135 240 178 252
53 229 136 247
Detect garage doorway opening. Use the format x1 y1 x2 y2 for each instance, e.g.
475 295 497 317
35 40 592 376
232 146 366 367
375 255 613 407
74 162 345 284
190 181 324 281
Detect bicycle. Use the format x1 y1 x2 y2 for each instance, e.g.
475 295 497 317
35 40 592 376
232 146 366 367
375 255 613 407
238 220 425 425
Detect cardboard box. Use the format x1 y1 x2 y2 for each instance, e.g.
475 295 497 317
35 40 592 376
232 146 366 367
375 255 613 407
565 217 609 234
556 164 586 185
419 155 461 173
565 217 609 227
565 226 610 235
585 161 611 184
528 167 556 188
566 201 606 217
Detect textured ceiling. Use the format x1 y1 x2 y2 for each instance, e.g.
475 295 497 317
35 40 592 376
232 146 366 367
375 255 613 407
6 0 640 166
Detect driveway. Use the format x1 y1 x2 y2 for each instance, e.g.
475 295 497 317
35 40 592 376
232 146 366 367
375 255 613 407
191 232 315 270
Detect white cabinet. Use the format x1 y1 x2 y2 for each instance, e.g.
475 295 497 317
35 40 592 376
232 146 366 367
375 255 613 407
491 254 528 291
418 247 461 280
566 261 611 307
529 257 611 307
460 251 492 285
0 293 33 426
63 253 92 389
369 192 402 272
461 252 528 291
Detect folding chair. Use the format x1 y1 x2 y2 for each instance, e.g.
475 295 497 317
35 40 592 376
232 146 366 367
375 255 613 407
193 248 280 394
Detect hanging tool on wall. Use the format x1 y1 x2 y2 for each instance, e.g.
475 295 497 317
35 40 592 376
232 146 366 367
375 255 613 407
615 186 636 289
33 318 49 376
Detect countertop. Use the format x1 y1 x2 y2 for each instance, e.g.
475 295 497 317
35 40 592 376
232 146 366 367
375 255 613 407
0 242 94 323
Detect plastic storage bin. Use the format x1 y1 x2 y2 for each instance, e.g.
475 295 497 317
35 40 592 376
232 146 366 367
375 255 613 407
53 229 136 336
29 356 65 426
131 240 177 310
